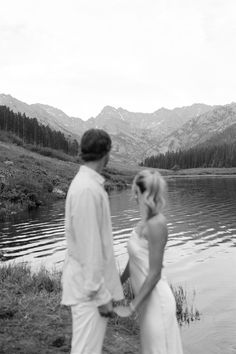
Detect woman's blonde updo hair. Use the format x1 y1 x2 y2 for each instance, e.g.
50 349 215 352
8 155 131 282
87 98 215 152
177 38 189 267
132 169 166 220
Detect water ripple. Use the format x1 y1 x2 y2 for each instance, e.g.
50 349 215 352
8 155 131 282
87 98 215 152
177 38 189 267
0 178 235 268
1 177 236 354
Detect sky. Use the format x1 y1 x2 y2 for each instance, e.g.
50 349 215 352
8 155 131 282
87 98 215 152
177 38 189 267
1 0 236 120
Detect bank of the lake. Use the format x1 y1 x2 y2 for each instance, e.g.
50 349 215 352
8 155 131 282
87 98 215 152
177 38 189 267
1 177 236 353
0 263 199 354
0 141 135 221
168 166 236 177
1 139 236 222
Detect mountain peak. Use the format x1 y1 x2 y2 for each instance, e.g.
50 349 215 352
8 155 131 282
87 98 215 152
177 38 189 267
100 105 117 114
0 93 13 98
98 105 126 121
0 93 26 105
154 107 170 114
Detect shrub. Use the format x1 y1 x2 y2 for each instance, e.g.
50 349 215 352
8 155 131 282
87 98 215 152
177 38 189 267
43 181 53 193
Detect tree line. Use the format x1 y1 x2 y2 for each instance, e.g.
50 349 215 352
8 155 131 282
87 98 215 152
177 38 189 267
141 143 236 169
0 105 79 156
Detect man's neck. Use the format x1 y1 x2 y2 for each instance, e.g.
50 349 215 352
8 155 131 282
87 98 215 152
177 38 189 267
84 161 103 175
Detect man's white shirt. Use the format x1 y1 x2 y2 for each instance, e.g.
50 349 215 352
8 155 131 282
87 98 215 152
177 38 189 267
61 165 124 306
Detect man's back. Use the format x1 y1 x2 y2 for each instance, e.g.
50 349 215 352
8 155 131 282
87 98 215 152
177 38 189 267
65 165 105 262
61 129 123 354
62 165 123 306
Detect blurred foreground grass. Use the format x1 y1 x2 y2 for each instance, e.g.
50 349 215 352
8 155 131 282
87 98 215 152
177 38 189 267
0 263 200 353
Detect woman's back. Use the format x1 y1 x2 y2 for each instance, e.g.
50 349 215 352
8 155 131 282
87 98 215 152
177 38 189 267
128 224 183 354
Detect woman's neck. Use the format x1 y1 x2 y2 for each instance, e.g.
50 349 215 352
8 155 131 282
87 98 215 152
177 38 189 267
139 203 147 221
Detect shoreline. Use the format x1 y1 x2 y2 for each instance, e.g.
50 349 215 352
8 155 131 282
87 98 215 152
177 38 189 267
166 173 236 178
158 167 236 177
1 140 236 221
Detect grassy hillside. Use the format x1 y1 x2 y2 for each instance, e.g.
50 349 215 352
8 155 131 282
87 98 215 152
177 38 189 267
0 140 135 221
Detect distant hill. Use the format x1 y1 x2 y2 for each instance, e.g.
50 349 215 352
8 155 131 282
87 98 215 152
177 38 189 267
0 95 158 162
155 103 236 153
84 103 214 143
0 94 84 139
1 93 236 163
197 122 236 148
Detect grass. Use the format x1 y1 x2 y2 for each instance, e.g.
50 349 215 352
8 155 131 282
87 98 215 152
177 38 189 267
0 263 200 354
0 131 77 163
0 263 70 354
171 285 200 325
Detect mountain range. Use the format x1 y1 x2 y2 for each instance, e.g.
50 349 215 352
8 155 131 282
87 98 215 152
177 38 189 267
0 93 236 164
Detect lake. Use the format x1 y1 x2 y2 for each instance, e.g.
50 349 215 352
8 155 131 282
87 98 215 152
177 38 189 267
0 177 236 354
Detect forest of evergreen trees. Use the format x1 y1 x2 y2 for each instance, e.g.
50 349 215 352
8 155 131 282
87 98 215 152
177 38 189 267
0 106 79 156
141 143 236 169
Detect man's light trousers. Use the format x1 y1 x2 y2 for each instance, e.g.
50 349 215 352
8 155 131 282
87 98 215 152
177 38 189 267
71 301 108 354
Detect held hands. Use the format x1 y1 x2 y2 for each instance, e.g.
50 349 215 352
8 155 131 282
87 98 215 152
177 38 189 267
99 301 136 318
113 302 136 318
98 300 113 318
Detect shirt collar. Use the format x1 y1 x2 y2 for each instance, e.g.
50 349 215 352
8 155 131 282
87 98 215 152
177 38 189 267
80 165 105 185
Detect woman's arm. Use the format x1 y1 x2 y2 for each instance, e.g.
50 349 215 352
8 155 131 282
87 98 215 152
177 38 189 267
130 219 167 313
120 261 130 284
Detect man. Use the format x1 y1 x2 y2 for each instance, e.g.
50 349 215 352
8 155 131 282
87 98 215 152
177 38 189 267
61 129 124 354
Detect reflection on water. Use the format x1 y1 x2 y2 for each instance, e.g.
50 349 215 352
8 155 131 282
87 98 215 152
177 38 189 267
0 177 236 354
0 206 66 264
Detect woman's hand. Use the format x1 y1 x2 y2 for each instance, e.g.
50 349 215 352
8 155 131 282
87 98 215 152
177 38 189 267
120 261 130 284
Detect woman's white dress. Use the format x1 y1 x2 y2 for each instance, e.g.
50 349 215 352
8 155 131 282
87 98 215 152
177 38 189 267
128 230 183 354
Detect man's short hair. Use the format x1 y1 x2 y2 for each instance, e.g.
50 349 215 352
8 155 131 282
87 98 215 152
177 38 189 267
80 129 112 162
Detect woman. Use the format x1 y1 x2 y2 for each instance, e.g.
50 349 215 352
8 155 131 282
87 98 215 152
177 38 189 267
117 170 183 354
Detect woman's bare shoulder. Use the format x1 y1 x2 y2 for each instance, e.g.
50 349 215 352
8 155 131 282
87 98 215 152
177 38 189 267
148 213 167 228
145 214 168 241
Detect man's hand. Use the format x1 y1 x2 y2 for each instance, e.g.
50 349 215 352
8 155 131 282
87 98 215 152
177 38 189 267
98 300 113 318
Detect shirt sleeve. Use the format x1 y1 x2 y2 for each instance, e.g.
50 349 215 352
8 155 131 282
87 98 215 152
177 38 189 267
71 188 112 304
